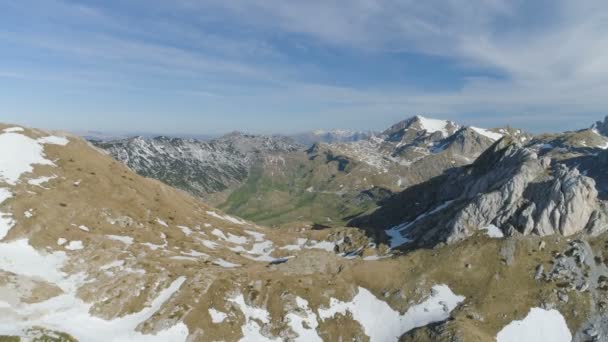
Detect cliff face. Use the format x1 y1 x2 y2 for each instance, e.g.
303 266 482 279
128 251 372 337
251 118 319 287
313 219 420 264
352 138 606 249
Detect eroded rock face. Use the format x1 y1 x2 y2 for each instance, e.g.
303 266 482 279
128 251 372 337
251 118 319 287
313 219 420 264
593 116 608 136
445 141 546 243
520 165 597 236
354 138 606 248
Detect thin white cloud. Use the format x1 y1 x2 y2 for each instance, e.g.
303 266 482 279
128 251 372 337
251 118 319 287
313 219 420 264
2 0 608 133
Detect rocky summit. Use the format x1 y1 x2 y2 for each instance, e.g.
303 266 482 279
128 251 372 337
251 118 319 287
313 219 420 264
2 117 608 341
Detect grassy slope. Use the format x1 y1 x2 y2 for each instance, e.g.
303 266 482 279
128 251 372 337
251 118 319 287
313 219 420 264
218 152 386 227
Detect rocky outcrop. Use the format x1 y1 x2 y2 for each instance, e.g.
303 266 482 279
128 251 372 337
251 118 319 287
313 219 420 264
352 137 606 248
593 116 608 136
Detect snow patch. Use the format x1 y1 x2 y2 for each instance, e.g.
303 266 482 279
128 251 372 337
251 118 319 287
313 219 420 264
318 285 464 342
212 258 240 268
496 308 571 342
3 127 24 133
386 201 453 248
209 308 228 324
0 238 188 341
37 136 69 145
211 228 247 245
244 230 265 242
100 260 125 271
207 211 246 225
0 239 67 286
27 175 57 187
24 209 33 218
0 188 15 240
65 240 84 251
196 238 219 250
286 297 322 341
228 294 278 341
416 116 452 137
156 218 168 227
106 235 134 245
480 224 504 238
470 127 503 141
177 225 192 236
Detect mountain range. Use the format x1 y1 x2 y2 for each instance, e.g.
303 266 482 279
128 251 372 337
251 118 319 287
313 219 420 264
2 116 608 341
94 116 526 227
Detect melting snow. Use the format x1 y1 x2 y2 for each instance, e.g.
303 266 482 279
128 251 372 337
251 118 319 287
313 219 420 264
385 201 453 248
65 241 84 251
170 256 198 262
207 211 246 225
211 229 247 245
496 308 571 342
480 224 504 238
106 235 134 245
196 238 219 250
181 250 209 259
100 260 125 271
228 294 278 341
286 297 322 342
318 285 464 342
177 225 192 236
24 209 33 218
0 239 68 285
37 136 69 145
57 238 67 246
0 130 69 185
279 238 308 251
0 238 188 341
244 230 265 242
156 218 169 227
212 258 240 268
78 225 90 232
471 127 503 141
208 308 228 324
27 175 57 187
279 238 339 253
0 188 15 240
306 240 337 252
240 240 282 262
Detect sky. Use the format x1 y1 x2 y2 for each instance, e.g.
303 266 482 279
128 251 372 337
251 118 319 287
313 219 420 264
1 0 608 135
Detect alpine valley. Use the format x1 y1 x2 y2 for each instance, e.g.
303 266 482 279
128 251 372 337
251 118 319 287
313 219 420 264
2 116 608 341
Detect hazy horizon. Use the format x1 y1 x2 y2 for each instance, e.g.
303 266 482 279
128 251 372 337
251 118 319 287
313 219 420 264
2 1 608 134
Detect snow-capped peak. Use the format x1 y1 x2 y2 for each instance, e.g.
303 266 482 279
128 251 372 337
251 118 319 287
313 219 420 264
414 115 455 137
470 127 503 141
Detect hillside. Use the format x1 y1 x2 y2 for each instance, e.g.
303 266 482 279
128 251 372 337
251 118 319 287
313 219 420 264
0 122 604 341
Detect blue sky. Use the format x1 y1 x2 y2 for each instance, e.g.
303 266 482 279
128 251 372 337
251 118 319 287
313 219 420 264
1 0 607 135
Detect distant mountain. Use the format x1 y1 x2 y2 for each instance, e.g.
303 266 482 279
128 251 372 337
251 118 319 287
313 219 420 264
76 130 217 142
95 115 529 227
94 132 301 198
290 129 373 145
351 119 608 251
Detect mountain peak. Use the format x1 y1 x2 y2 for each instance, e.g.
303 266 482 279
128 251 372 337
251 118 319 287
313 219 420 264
592 116 608 136
382 115 460 141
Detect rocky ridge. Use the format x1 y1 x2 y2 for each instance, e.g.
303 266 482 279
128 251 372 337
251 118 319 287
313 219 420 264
353 132 608 250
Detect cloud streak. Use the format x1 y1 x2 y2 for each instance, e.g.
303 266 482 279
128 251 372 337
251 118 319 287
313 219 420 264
1 0 607 133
